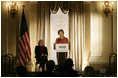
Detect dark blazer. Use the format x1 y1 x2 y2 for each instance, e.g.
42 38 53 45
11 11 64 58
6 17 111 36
35 46 48 62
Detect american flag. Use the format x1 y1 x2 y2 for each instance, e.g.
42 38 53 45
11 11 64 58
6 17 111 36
18 10 31 66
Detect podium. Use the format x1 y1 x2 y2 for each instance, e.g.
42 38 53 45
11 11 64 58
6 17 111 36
55 43 69 64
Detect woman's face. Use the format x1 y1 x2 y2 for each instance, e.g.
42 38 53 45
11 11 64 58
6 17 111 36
38 41 44 46
59 31 64 37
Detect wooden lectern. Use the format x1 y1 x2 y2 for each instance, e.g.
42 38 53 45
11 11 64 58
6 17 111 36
55 43 69 64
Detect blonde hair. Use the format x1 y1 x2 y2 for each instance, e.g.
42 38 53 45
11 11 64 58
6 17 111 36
38 40 43 45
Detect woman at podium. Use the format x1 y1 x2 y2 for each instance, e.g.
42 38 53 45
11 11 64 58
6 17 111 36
55 29 69 64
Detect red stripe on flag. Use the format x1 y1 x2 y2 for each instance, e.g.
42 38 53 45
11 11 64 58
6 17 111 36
19 39 26 66
19 40 26 55
19 50 26 66
19 42 26 60
22 34 31 61
24 32 31 61
18 35 28 66
18 55 25 66
27 32 30 40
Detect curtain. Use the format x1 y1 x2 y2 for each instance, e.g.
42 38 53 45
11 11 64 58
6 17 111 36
30 2 50 71
36 2 50 59
50 1 70 14
69 2 90 71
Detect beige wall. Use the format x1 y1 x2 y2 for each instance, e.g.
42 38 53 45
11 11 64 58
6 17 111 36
1 1 38 56
1 1 38 71
113 1 117 53
1 1 18 56
89 1 117 70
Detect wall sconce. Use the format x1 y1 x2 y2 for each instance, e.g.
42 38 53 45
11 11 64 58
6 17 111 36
103 1 114 17
103 1 115 53
7 1 18 14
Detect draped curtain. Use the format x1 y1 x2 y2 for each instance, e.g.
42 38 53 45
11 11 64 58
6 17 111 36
36 2 50 59
69 2 90 71
50 1 70 14
69 2 86 71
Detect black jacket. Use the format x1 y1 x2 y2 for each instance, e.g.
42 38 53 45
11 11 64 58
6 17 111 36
35 46 48 62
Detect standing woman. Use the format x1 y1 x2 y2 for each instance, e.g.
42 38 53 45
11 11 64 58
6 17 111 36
55 29 69 64
35 40 48 72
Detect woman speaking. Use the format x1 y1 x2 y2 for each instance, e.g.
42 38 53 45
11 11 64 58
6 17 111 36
55 29 69 64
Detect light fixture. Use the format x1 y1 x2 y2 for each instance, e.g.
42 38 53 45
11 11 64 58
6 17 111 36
103 1 115 54
7 1 18 14
103 1 114 17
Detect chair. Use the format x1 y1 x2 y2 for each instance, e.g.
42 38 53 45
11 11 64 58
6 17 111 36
109 53 117 76
1 53 14 76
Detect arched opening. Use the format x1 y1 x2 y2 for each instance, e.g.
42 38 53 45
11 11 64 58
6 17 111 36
50 8 69 64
